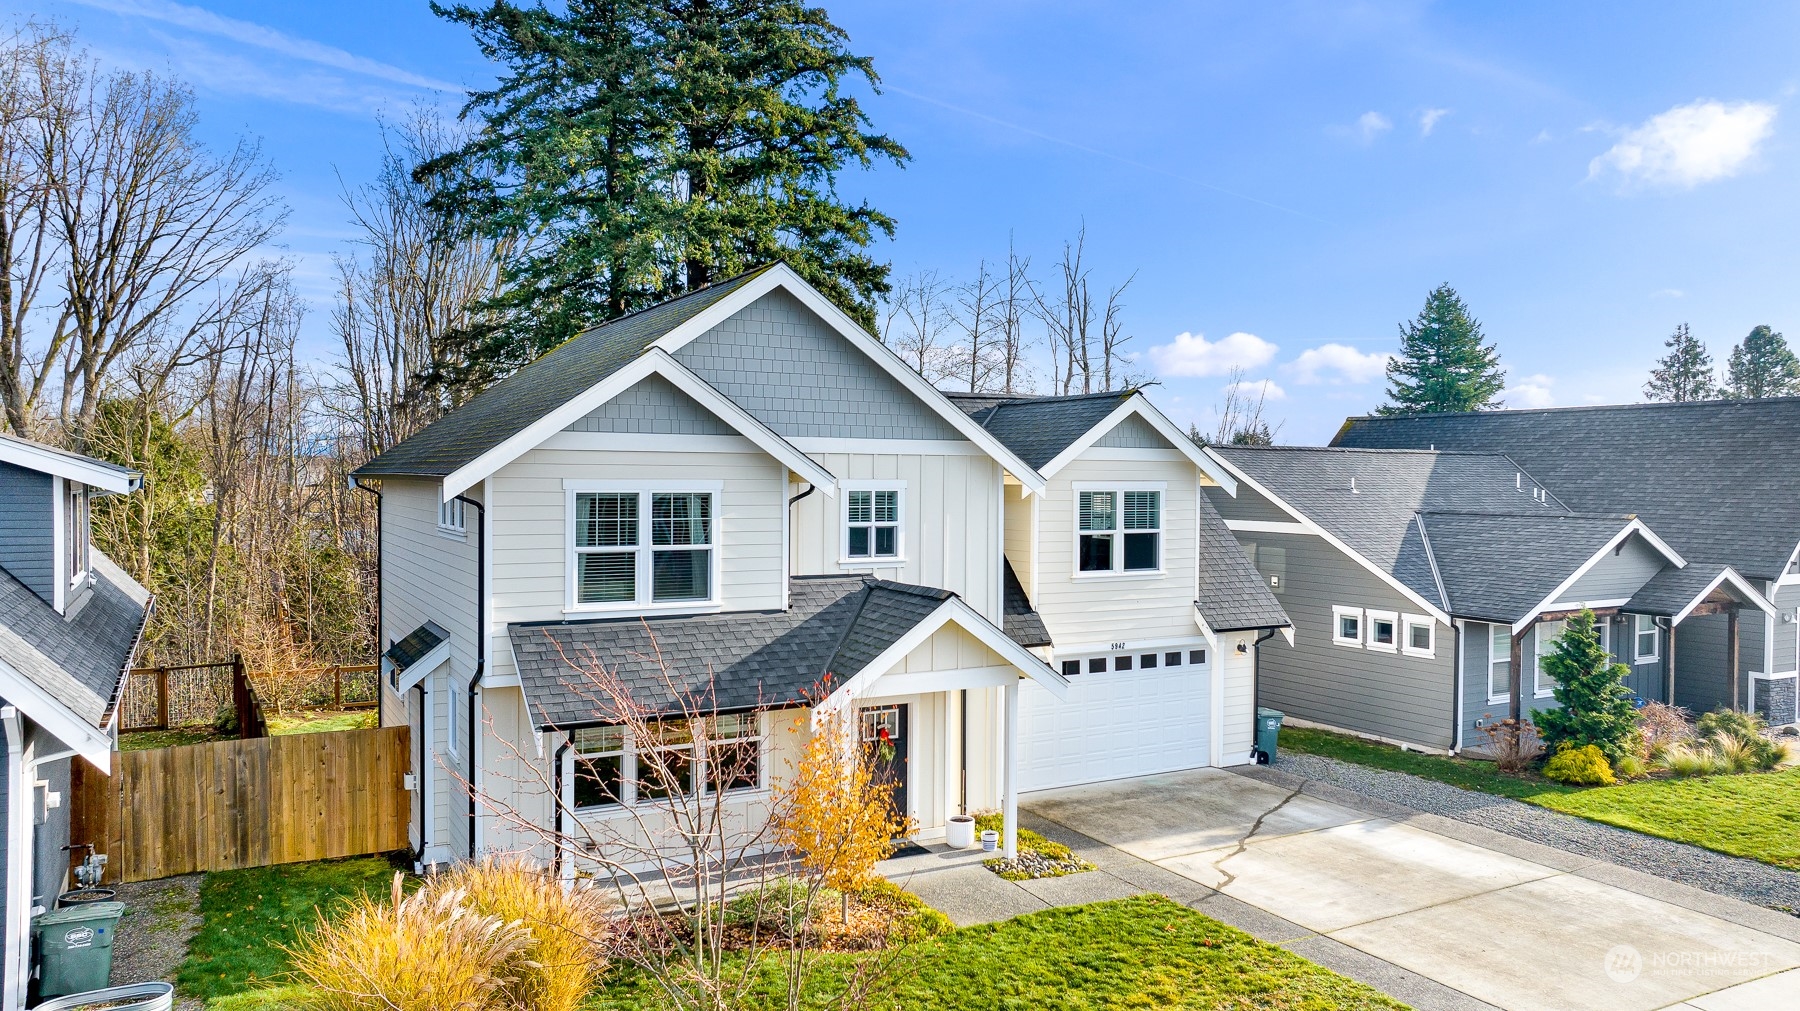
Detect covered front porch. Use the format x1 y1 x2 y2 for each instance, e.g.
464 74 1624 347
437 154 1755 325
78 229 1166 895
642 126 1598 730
1626 563 1779 718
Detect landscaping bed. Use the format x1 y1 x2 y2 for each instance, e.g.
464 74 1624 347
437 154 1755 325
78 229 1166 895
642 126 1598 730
973 812 1095 880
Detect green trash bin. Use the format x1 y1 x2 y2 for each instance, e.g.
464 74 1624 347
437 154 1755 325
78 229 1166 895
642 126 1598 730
1255 708 1285 764
32 900 125 999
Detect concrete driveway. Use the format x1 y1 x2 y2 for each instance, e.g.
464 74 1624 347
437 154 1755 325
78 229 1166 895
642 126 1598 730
1020 768 1800 1011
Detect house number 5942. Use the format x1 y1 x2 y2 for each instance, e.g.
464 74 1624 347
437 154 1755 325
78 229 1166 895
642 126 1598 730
1109 642 1127 651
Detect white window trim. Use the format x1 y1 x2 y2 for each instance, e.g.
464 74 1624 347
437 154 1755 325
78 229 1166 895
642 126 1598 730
1534 620 1567 699
1487 623 1512 704
65 482 89 589
1365 609 1399 653
1401 614 1435 658
1633 613 1659 663
839 480 906 567
444 670 460 759
563 480 724 615
1332 606 1364 648
572 714 768 812
437 496 468 539
1071 480 1167 580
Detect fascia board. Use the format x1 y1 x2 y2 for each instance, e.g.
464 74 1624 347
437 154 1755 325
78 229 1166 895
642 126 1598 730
835 597 1069 702
0 656 112 770
0 438 138 495
1040 396 1237 494
651 264 1049 495
1672 568 1779 625
394 640 452 694
1207 452 1451 623
1517 520 1687 629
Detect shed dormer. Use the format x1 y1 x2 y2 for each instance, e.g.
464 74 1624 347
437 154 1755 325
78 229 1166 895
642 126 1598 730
0 433 141 614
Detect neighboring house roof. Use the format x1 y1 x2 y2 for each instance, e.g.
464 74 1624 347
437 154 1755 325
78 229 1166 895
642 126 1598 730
1194 492 1290 633
1002 560 1052 647
1212 446 1572 614
357 267 774 479
945 390 1132 471
0 431 141 493
1331 398 1800 579
0 551 150 764
1417 511 1646 624
509 575 1054 729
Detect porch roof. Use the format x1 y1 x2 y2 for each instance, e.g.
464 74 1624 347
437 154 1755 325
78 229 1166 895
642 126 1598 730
1419 511 1643 624
1625 562 1775 622
509 574 1050 729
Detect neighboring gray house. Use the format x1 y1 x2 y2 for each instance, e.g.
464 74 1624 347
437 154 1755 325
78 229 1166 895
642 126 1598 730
1202 446 1775 755
0 434 150 1010
1335 399 1800 729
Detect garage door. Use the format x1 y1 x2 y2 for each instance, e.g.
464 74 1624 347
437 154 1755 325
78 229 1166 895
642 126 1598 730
1016 658 1211 792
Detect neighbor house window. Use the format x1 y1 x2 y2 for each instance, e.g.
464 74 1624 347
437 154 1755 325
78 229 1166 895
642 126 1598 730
1366 610 1398 653
1534 620 1566 697
1401 615 1434 658
1076 486 1162 574
64 482 88 586
1488 624 1512 701
438 496 467 535
1332 606 1363 648
572 715 763 810
844 484 903 562
569 486 717 608
1633 614 1658 663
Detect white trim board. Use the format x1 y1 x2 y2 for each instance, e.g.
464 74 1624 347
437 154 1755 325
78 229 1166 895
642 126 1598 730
1668 567 1779 625
828 595 1069 704
645 264 1048 494
1514 519 1687 630
440 349 836 501
0 436 138 494
1038 394 1237 492
0 655 112 770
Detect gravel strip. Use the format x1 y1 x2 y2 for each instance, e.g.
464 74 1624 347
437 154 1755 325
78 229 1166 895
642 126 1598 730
108 873 204 1010
1270 751 1800 916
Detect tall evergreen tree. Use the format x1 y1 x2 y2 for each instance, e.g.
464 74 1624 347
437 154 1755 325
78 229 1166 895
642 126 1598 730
1725 325 1800 399
1643 323 1717 402
420 0 908 389
1533 610 1638 762
1377 283 1506 415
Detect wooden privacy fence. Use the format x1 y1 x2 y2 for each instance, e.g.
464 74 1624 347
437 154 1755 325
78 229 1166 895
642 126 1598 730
72 725 411 883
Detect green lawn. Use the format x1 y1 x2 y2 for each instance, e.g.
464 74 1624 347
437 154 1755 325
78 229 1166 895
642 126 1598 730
119 727 227 751
1281 725 1800 868
265 707 378 736
176 855 404 1001
589 895 1406 1010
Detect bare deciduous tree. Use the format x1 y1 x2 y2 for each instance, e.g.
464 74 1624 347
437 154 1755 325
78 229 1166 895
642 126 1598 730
995 241 1034 393
951 259 999 392
1200 366 1281 446
880 269 956 386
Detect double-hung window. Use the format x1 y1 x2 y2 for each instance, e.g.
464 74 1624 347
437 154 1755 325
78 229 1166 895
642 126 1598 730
1488 624 1512 701
844 483 903 562
64 482 88 587
1076 485 1162 574
1633 614 1658 663
569 484 718 608
1534 619 1566 697
571 715 763 809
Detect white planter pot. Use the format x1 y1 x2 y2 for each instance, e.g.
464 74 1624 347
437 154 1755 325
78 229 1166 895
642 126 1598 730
946 814 976 849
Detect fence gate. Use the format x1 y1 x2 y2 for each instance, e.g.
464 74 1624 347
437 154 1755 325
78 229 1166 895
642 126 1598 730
72 725 411 883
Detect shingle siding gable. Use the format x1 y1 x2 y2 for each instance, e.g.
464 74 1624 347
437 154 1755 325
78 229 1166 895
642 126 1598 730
0 460 54 603
1093 413 1170 450
566 373 736 436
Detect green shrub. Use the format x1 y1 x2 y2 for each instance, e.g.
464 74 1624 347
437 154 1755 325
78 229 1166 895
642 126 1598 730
1534 610 1638 761
851 878 953 943
1696 710 1783 772
1543 744 1616 786
724 878 839 937
1612 753 1647 779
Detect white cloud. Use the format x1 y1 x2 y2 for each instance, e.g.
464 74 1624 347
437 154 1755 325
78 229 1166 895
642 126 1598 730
1503 373 1556 409
1356 111 1392 144
1530 129 1553 144
1288 343 1392 385
1419 108 1450 136
1146 331 1278 378
1650 288 1685 299
1587 99 1777 189
1225 378 1285 401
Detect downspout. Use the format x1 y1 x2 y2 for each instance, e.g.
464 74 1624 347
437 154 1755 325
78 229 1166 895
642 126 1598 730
455 494 487 860
958 689 968 816
1251 629 1277 761
787 483 815 508
1450 622 1463 755
351 477 383 728
551 737 570 882
415 681 430 868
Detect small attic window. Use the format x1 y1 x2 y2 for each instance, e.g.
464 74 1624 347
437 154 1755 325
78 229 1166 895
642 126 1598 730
65 482 89 587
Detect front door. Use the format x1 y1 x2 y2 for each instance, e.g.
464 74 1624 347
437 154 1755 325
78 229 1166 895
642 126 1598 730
859 703 909 828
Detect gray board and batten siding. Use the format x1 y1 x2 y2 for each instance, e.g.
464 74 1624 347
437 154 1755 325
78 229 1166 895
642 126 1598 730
0 460 54 603
1458 617 1667 751
671 288 966 442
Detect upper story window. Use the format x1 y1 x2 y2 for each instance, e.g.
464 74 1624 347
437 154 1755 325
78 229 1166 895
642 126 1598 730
65 482 88 587
1076 485 1163 575
572 713 763 809
1401 614 1434 658
568 483 718 610
437 497 467 536
843 482 903 563
1365 609 1398 653
1633 613 1658 663
1332 606 1362 647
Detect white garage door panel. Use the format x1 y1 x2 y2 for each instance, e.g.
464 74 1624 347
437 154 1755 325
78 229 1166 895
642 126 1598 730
1017 664 1211 792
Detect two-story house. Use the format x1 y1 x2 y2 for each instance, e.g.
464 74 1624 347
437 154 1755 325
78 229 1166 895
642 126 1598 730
0 434 150 1010
354 264 1286 875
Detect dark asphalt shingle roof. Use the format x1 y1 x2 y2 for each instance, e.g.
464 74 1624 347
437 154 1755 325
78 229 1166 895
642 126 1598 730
944 390 1133 470
1418 511 1638 623
384 621 448 675
1002 560 1052 647
1625 563 1739 617
1195 491 1290 632
1214 446 1573 611
356 267 773 478
508 575 1047 729
0 551 150 728
1331 398 1800 579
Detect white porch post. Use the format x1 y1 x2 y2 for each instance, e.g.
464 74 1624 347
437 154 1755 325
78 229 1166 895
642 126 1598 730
1002 680 1019 860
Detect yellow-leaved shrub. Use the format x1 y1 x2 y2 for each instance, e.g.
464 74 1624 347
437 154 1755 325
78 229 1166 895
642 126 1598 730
1542 743 1615 786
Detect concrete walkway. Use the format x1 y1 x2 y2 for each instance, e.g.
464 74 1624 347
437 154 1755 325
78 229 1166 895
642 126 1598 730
884 767 1800 1011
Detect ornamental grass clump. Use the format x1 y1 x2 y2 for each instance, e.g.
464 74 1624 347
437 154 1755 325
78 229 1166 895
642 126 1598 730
1542 744 1616 786
437 855 612 1011
1696 709 1785 772
289 873 532 1011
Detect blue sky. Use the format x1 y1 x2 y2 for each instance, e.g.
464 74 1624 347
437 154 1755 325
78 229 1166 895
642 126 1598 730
14 0 1800 442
